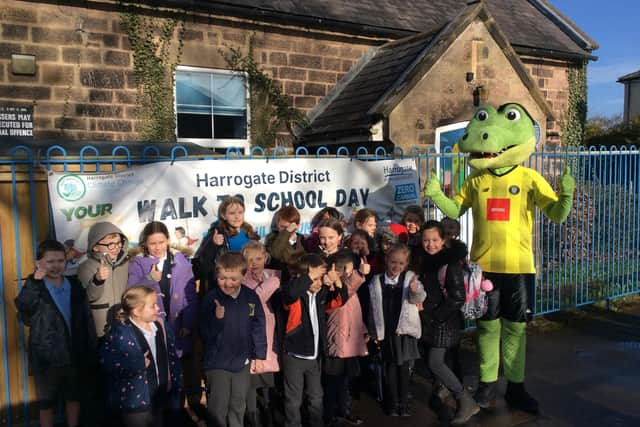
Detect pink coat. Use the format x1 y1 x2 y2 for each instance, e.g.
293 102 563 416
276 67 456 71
244 269 280 373
326 271 368 358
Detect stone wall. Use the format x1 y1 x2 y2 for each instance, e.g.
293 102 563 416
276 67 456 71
0 0 379 143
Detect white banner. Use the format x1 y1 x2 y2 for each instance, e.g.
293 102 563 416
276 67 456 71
49 158 420 269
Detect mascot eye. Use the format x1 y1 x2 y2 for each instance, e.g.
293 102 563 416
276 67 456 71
475 110 489 121
506 109 521 121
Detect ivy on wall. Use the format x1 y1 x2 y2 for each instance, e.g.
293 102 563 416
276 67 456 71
562 60 587 148
119 2 185 142
220 36 307 148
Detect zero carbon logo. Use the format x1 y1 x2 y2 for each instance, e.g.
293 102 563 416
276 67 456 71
56 174 86 202
394 183 417 202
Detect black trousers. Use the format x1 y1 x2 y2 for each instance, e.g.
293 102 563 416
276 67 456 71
283 354 323 427
384 361 411 408
482 273 535 322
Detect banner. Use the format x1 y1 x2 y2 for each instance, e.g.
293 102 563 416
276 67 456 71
49 158 420 271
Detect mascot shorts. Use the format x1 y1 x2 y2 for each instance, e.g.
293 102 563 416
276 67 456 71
481 273 535 322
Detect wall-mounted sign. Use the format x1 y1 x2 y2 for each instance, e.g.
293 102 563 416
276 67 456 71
0 105 33 138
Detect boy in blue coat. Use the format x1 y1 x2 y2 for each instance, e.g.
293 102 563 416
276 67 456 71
200 251 267 427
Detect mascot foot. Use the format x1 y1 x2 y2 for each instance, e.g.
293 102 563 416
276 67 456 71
474 381 496 409
505 381 539 414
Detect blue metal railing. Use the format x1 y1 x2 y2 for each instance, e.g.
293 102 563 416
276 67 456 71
1 143 639 424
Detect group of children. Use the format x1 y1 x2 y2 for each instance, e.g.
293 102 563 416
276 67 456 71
16 196 481 427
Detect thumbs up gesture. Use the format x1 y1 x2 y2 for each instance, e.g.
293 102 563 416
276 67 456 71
423 170 442 199
214 299 225 319
212 229 224 246
96 256 110 281
559 165 575 197
149 262 162 282
34 260 46 281
358 256 371 276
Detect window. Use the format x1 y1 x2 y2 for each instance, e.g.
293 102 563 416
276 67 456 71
175 66 249 149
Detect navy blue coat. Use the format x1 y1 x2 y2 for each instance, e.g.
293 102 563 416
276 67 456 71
200 285 267 372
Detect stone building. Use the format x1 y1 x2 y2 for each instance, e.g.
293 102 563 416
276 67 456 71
618 70 640 125
0 0 596 151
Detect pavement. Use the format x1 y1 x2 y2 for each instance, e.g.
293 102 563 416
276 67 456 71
349 301 640 427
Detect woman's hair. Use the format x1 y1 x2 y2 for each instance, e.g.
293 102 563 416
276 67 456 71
353 208 377 228
276 205 301 225
316 217 344 237
216 251 248 275
139 221 171 257
421 220 446 239
217 196 258 239
241 240 271 264
118 285 157 322
386 243 411 261
311 207 342 229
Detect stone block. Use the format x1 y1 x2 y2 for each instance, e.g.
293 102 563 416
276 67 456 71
294 96 316 108
289 54 322 69
33 117 52 129
278 67 306 80
262 34 291 50
63 48 102 64
269 52 287 66
183 30 204 42
41 64 74 85
2 24 28 40
323 57 341 71
309 70 336 83
32 27 82 45
341 60 353 72
0 84 50 100
339 46 363 59
304 83 325 96
32 101 64 115
103 34 119 48
0 42 22 60
23 45 60 61
311 43 340 56
97 120 133 132
75 103 123 117
116 91 137 104
79 17 108 32
54 117 87 130
80 69 125 89
222 30 246 44
284 81 302 95
0 7 37 23
104 50 130 67
89 90 113 103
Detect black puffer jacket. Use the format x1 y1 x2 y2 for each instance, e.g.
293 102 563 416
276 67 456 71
415 245 467 348
15 275 96 375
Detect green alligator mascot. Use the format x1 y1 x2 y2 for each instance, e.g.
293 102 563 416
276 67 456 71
424 103 575 414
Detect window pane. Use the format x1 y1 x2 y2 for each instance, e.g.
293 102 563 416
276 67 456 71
214 115 246 139
176 72 211 106
212 74 246 108
177 113 212 139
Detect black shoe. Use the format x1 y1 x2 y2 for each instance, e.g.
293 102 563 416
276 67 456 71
399 406 411 417
474 381 497 409
505 382 540 414
429 383 451 409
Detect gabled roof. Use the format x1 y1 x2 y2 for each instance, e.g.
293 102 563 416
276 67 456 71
298 1 553 145
618 70 640 83
147 0 596 59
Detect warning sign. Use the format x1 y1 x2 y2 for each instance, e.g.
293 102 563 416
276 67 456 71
0 105 33 138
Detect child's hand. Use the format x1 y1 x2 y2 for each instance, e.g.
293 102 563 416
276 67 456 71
214 299 225 319
358 257 371 276
252 359 264 373
212 229 224 246
96 257 110 281
409 277 418 293
325 263 339 284
34 260 46 281
144 350 151 368
149 263 162 282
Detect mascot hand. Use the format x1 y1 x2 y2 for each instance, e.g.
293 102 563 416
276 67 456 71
559 166 575 197
423 170 443 198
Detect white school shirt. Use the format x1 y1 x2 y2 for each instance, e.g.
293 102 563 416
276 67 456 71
130 318 159 379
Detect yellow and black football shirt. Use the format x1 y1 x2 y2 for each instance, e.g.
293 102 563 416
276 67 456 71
453 166 558 274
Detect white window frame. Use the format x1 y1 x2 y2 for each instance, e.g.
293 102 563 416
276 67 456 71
174 66 251 150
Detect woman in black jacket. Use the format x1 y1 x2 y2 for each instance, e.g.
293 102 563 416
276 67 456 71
415 221 479 425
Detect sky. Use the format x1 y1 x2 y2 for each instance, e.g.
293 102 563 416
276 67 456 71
550 0 640 119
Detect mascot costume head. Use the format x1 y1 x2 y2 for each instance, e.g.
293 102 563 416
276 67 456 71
424 103 575 415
